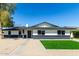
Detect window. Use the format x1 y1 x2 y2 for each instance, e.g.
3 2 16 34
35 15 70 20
38 30 45 35
57 30 61 35
57 30 65 35
62 31 65 35
38 30 41 35
42 31 45 35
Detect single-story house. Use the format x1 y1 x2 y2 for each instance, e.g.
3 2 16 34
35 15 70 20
2 22 76 39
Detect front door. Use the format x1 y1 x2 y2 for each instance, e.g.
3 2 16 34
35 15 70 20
27 30 32 38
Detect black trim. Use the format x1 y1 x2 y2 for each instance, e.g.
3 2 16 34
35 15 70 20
57 30 65 35
38 30 45 35
33 35 70 39
27 30 32 38
4 35 22 38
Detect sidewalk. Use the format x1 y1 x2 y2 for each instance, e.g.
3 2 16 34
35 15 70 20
72 39 79 42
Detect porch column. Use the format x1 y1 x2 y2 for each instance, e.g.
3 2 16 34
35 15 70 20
21 29 23 38
70 32 74 39
21 29 25 38
22 29 24 38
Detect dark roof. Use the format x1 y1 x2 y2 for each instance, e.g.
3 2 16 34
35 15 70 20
2 27 19 30
30 22 59 28
26 27 76 30
27 22 76 30
2 22 77 30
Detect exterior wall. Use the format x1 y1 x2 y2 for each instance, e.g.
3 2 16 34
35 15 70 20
32 29 71 36
3 30 20 38
11 30 19 35
24 29 27 35
3 31 8 35
33 30 38 35
45 30 57 35
3 29 71 39
3 30 19 35
32 29 70 39
65 30 70 35
33 30 57 35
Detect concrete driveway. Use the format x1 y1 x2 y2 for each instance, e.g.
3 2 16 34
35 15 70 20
0 39 47 56
0 38 26 55
10 39 47 56
0 39 79 56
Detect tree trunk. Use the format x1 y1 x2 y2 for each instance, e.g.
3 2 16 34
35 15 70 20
0 21 3 39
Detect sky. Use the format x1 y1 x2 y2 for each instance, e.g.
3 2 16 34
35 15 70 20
13 3 79 27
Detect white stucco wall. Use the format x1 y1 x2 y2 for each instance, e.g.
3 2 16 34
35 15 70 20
11 30 19 35
32 29 71 36
3 30 19 35
45 30 57 35
65 30 70 35
3 29 71 36
32 30 57 35
24 30 27 35
3 31 8 35
33 30 38 35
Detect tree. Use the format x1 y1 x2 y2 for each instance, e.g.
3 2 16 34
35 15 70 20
0 3 16 39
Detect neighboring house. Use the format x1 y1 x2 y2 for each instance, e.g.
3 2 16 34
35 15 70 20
2 22 76 39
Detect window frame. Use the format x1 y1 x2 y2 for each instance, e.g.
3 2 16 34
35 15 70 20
38 30 45 35
62 30 65 35
57 30 65 36
38 30 42 35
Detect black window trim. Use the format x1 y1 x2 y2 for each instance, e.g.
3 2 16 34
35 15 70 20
38 30 45 35
57 30 65 36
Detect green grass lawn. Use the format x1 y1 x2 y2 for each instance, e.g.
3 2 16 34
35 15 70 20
41 40 79 49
